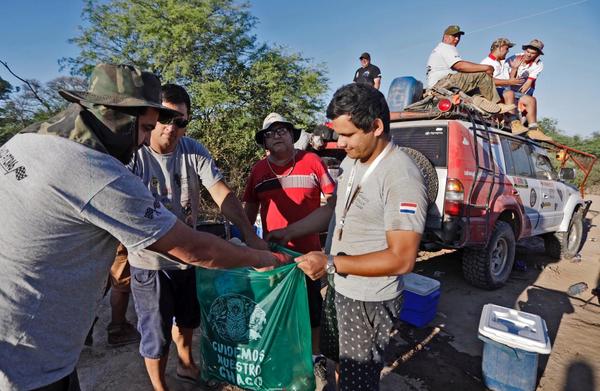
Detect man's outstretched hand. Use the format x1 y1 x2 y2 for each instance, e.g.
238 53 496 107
253 250 293 272
265 228 293 245
296 251 327 280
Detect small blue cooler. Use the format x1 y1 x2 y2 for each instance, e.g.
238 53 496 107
400 273 441 327
478 304 552 391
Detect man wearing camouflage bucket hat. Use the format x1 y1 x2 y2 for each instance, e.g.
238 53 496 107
0 64 287 391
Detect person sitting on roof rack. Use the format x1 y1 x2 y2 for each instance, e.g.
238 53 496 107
480 37 530 134
426 25 515 115
499 39 551 141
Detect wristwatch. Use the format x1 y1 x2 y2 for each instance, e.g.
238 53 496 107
326 254 336 275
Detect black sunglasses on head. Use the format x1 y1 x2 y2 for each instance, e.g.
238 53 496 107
163 117 190 128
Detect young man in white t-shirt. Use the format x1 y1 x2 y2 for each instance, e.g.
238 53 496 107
492 39 552 141
501 39 551 141
480 38 529 134
426 25 514 114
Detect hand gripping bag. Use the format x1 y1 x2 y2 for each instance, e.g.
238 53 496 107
196 253 315 391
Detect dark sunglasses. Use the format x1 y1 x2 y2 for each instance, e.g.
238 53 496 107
163 117 190 128
264 127 290 139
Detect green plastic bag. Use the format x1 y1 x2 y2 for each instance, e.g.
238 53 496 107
196 254 315 391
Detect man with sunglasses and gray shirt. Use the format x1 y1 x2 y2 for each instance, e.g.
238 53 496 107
129 83 267 391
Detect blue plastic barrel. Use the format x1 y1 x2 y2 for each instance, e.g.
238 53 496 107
387 76 423 112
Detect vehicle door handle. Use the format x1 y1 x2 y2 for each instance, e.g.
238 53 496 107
543 194 549 199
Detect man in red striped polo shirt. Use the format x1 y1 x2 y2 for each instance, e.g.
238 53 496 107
243 112 335 379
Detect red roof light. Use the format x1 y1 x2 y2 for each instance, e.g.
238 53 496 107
437 99 453 112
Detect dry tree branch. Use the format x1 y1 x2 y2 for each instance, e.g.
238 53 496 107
0 60 52 111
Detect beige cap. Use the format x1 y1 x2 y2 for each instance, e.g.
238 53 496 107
490 37 515 51
522 39 544 55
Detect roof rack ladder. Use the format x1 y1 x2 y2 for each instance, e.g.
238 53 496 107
462 109 496 247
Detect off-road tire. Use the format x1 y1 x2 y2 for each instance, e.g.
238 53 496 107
399 147 438 205
462 221 516 289
544 210 584 259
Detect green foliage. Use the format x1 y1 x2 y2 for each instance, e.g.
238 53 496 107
0 76 86 145
0 76 12 100
61 0 328 211
540 118 600 157
539 117 600 193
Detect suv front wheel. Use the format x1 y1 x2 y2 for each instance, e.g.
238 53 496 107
544 210 584 259
462 221 516 289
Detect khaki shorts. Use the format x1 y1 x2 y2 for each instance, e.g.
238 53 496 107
109 243 131 293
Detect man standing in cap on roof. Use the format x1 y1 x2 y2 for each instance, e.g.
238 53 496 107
426 25 514 114
353 52 382 90
500 39 551 141
243 112 335 383
0 64 285 391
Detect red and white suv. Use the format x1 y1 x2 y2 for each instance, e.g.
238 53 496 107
391 118 590 289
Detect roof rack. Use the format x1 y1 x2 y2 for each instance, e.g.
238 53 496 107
391 103 598 198
390 87 514 132
390 108 514 133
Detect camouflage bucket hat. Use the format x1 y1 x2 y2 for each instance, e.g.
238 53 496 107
58 63 181 121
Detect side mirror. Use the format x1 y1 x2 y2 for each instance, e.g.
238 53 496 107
559 167 575 181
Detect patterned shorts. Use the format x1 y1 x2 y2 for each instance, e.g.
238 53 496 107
335 292 403 391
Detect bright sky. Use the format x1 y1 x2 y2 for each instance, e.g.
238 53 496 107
1 0 598 136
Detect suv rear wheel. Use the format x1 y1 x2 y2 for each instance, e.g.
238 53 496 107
544 210 584 259
462 221 516 289
399 147 438 204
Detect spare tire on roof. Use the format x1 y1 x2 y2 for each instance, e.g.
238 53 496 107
399 147 438 205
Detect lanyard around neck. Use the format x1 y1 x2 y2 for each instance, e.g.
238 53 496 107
337 142 393 239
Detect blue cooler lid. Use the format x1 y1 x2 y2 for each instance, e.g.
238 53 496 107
478 304 551 354
403 273 440 295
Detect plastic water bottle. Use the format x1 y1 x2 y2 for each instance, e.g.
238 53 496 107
567 282 588 296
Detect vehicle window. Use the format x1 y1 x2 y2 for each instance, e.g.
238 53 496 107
390 125 447 167
489 134 506 174
502 138 534 177
532 153 557 180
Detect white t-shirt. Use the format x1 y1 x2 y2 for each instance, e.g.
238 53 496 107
480 54 509 80
426 42 462 88
0 133 177 390
506 53 544 92
507 53 544 80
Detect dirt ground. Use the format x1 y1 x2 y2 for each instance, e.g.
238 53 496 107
77 195 600 391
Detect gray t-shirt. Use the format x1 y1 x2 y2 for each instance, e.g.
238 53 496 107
127 137 223 270
0 134 177 390
331 144 427 302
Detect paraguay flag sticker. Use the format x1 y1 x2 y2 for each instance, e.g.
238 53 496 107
400 202 417 214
